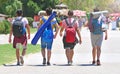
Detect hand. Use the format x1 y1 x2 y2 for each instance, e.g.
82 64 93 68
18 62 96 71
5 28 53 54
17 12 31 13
79 39 82 44
105 35 108 40
54 34 57 39
8 37 12 43
28 34 30 39
60 32 62 37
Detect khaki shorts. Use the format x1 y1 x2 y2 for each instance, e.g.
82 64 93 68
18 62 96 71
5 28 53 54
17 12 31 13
91 33 103 47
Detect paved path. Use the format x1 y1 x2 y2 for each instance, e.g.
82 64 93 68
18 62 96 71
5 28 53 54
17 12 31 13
0 28 120 74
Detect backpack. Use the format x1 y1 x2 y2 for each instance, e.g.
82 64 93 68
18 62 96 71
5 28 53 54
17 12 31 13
12 17 26 37
41 16 54 42
65 19 76 43
88 14 94 32
92 18 103 34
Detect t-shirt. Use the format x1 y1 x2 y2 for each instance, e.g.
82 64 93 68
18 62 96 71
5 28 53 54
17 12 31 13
39 16 59 29
62 18 78 30
12 16 28 28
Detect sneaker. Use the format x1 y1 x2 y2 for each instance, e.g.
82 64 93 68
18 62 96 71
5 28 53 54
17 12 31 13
97 60 101 66
68 61 72 65
20 56 24 65
92 61 95 65
17 61 20 66
42 58 46 65
47 62 51 65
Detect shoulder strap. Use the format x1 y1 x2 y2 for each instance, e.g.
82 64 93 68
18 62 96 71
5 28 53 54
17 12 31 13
41 16 46 22
15 17 23 21
71 19 76 26
65 19 69 26
65 18 76 27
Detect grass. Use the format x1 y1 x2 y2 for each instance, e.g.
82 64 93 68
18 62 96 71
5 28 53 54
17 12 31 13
0 27 39 65
30 27 37 34
0 44 40 65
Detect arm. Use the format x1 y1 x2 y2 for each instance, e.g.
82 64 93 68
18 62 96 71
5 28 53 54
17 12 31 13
8 25 13 43
84 21 89 27
37 18 44 30
76 27 82 44
26 24 30 39
60 26 64 37
54 24 59 38
104 30 108 40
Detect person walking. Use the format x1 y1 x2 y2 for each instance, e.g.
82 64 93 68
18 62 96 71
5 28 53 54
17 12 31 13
38 7 59 65
87 8 108 65
60 10 82 65
8 9 30 65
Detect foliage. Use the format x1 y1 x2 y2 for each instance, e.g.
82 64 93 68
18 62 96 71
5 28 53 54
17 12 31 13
63 0 115 12
5 0 22 17
2 20 11 34
0 0 60 17
0 20 11 34
26 17 34 27
0 0 8 6
26 0 40 17
20 0 59 17
0 22 5 34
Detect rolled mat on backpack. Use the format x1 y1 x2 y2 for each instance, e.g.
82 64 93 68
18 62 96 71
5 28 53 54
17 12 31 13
91 10 108 19
31 12 56 45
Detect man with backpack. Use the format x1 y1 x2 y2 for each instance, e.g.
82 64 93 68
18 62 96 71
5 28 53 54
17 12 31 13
60 10 82 65
38 7 59 65
8 9 30 65
87 8 108 65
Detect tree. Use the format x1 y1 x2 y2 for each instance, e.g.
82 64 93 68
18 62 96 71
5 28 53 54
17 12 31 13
5 0 22 16
27 0 40 17
63 0 115 12
0 0 22 17
0 0 60 17
20 0 59 17
0 0 8 6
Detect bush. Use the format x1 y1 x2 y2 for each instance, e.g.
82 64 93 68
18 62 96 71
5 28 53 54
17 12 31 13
26 17 34 27
0 20 10 34
0 22 5 34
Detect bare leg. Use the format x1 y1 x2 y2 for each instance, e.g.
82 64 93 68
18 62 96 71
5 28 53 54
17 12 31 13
41 48 46 65
41 48 46 58
69 49 74 62
47 50 51 63
66 49 73 65
22 49 26 56
16 48 20 64
65 49 70 62
96 46 101 65
97 46 101 60
92 47 96 64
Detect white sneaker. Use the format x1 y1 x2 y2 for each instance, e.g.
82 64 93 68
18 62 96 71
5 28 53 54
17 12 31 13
20 56 24 65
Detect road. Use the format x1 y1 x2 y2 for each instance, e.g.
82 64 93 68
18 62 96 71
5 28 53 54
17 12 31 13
0 28 120 74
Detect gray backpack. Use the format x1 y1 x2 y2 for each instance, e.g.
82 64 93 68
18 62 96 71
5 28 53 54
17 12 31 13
12 17 25 37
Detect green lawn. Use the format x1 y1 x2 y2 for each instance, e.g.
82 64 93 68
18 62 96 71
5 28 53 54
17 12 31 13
0 44 40 65
30 27 37 34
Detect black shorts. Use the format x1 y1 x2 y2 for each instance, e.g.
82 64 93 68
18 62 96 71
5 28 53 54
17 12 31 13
62 36 77 49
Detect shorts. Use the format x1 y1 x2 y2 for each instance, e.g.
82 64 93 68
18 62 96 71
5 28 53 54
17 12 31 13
91 33 103 47
41 38 53 50
13 34 27 49
62 36 76 49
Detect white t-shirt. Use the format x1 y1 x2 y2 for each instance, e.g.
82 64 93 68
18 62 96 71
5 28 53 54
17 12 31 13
12 16 28 27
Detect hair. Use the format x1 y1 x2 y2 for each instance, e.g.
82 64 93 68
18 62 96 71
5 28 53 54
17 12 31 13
46 7 52 15
16 9 23 16
68 10 73 16
93 8 99 12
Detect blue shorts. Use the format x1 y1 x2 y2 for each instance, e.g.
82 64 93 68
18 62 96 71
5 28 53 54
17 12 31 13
41 39 53 50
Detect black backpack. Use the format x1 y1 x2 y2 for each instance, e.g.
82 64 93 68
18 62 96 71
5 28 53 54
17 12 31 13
12 17 25 37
